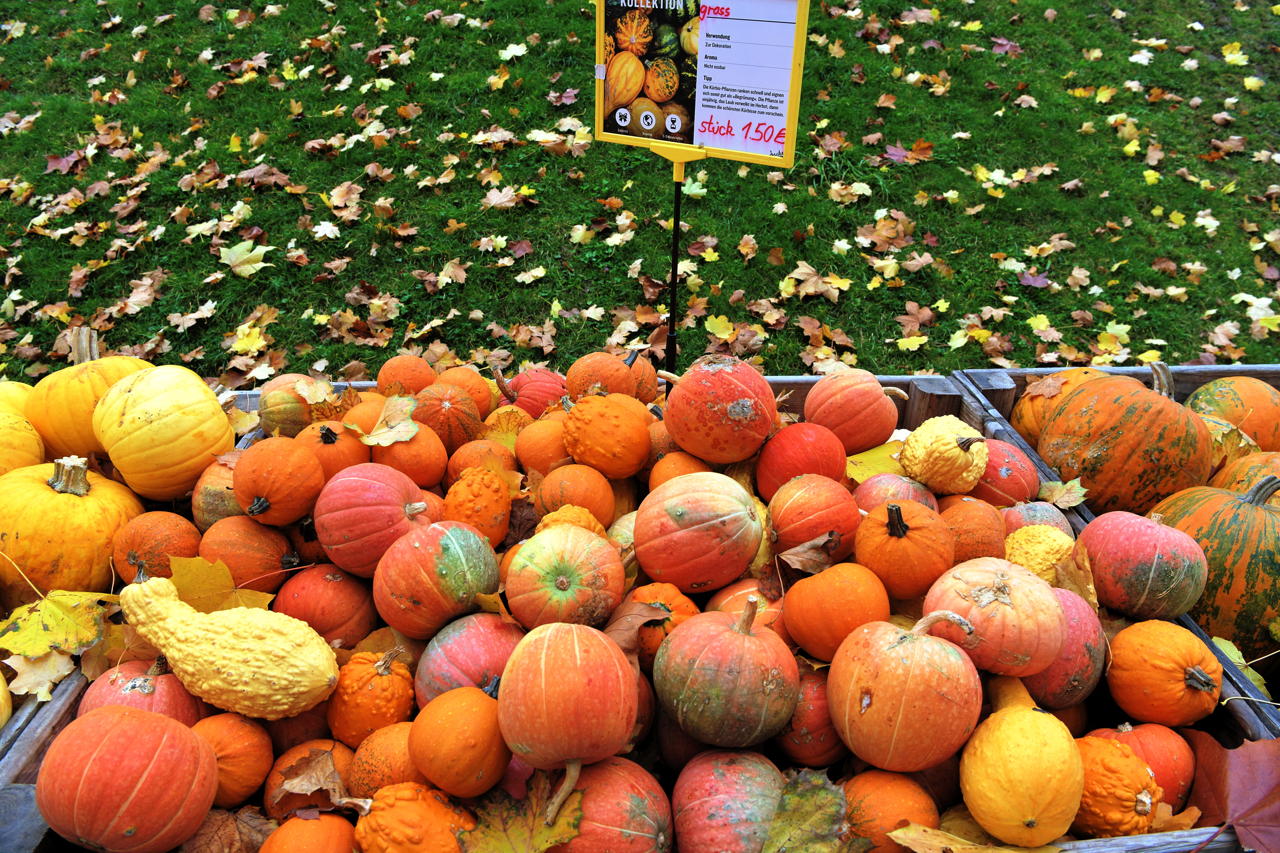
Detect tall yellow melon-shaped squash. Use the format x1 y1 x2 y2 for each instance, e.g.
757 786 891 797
0 456 144 607
93 365 235 501
25 329 148 458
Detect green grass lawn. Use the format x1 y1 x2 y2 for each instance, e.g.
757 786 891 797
0 0 1276 382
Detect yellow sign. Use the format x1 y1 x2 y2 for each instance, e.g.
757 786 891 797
595 0 810 169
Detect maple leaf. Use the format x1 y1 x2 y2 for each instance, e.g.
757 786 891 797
1186 729 1280 851
0 588 118 657
274 747 373 814
482 186 520 210
1022 373 1066 398
1038 478 1087 508
219 241 276 278
895 302 936 335
778 532 843 575
168 555 276 612
350 396 419 446
458 769 583 852
79 621 160 680
602 600 669 672
180 807 278 853
764 769 870 852
4 650 75 701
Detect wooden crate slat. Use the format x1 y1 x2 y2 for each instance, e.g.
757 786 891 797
0 672 87 788
0 784 50 852
1057 826 1240 852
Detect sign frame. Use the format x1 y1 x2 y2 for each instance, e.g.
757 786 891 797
593 0 810 169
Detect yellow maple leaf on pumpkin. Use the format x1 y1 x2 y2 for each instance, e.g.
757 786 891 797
168 555 276 613
846 440 905 484
349 396 419 446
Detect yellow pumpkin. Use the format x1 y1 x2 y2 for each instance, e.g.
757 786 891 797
680 16 699 54
0 381 33 418
92 365 235 501
0 411 44 475
0 455 144 607
614 10 653 57
960 677 1084 847
604 51 645 115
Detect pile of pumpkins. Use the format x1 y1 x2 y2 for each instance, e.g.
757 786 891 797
0 340 1274 853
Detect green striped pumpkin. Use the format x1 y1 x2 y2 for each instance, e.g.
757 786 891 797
1148 476 1280 659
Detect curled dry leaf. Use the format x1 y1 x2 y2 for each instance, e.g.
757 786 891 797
603 600 670 672
274 748 373 815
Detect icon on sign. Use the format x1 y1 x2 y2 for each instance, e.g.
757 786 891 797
665 113 683 133
639 110 657 131
614 107 632 127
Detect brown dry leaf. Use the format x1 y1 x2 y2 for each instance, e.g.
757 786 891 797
888 824 1062 853
310 387 362 421
1151 803 1201 833
1022 374 1067 398
273 747 373 815
778 532 843 575
603 601 670 672
180 807 278 853
351 395 419 446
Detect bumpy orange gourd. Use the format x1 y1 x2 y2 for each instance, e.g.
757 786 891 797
354 782 475 853
347 721 428 798
410 685 511 798
1072 736 1162 838
615 9 653 56
442 466 511 548
563 394 650 479
327 648 416 749
1106 620 1222 726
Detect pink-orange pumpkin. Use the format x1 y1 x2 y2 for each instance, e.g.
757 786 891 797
548 757 672 853
312 463 433 577
664 355 777 464
1022 588 1106 710
504 525 625 629
76 657 203 726
1073 511 1207 619
853 473 939 513
803 369 903 454
774 668 849 767
413 612 526 706
672 750 785 853
271 563 379 649
768 473 860 564
754 423 846 502
967 439 1039 507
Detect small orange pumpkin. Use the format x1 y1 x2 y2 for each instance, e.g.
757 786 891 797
409 684 511 798
378 353 438 396
347 721 428 798
297 420 372 481
1106 620 1222 726
782 563 890 662
854 501 956 600
233 436 326 526
260 814 357 853
263 738 355 820
111 511 201 582
190 713 274 808
629 582 700 671
326 648 416 749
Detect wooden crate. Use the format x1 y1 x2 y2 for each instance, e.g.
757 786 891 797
953 367 1280 742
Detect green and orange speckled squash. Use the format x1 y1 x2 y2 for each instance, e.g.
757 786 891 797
644 58 679 102
1037 363 1213 515
1148 475 1280 659
1009 367 1107 447
1184 376 1280 452
1209 452 1280 505
615 10 653 56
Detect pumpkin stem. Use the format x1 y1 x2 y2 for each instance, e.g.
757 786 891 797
656 369 681 386
910 609 974 637
623 349 641 367
481 675 501 698
404 501 428 518
883 386 910 401
956 436 986 453
648 404 664 420
734 596 760 635
1117 722 1134 732
282 551 302 571
545 759 581 826
47 456 91 497
318 425 341 445
490 363 517 402
1184 665 1218 693
247 496 271 516
1243 475 1280 507
1134 789 1154 817
147 655 170 676
1149 361 1175 399
374 646 404 676
68 325 99 364
885 504 909 538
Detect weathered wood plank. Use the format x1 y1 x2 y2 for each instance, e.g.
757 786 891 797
1058 826 1239 852
0 672 86 787
0 784 50 852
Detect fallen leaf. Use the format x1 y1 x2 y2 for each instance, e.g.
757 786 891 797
1022 374 1066 398
1211 638 1271 699
889 823 1062 853
777 532 843 575
458 769 582 851
218 240 276 278
846 441 905 484
1151 803 1202 833
3 650 76 701
274 747 372 814
602 600 670 672
167 555 277 612
79 622 160 680
0 589 118 657
1038 478 1087 508
1186 729 1280 851
350 396 419 446
763 768 870 852
179 808 278 853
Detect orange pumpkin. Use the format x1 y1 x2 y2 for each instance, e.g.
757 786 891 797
434 366 494 418
854 501 956 600
515 419 569 475
198 515 298 593
260 814 357 853
442 466 512 548
326 648 416 749
354 782 475 853
347 721 428 798
296 420 372 481
566 351 635 399
413 383 483 454
409 685 511 798
504 525 624 629
534 463 615 527
371 425 449 488
629 582 700 671
782 563 890 662
233 436 325 526
938 496 1006 562
563 395 650 479
1009 367 1107 446
111 511 201 582
378 353 438 396
445 439 517 487
190 713 274 808
1106 620 1222 726
843 769 940 852
1072 736 1162 838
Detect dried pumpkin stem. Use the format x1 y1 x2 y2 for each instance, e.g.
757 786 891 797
1184 665 1218 693
883 387 910 401
490 363 517 402
374 646 404 676
147 655 169 677
1149 361 1175 399
404 501 428 518
956 436 986 453
68 326 99 364
656 370 681 385
734 596 760 635
545 759 581 825
911 610 975 637
1243 475 1280 507
47 456 91 497
885 504 909 538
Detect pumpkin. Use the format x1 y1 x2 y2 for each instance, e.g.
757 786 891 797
373 520 499 640
347 721 428 798
959 677 1084 847
615 9 654 56
629 353 659 403
563 394 650 479
378 353 438 395
36 706 218 853
198 515 298 593
413 612 525 705
629 582 700 671
77 656 203 725
292 421 370 482
1004 524 1075 583
0 455 143 608
444 438 516 487
410 684 510 798
353 782 475 853
326 648 416 748
1073 511 1207 619
1009 367 1108 446
342 399 386 435
1185 376 1280 451
257 385 314 439
827 611 982 772
1072 736 1162 838
1037 363 1213 514
92 364 235 501
261 814 357 853
505 525 624 628
656 708 707 773
25 329 149 458
644 419 680 471
923 559 1067 677
782 562 890 662
443 466 511 548
434 366 494 418
1149 476 1280 658
633 471 763 593
938 496 1006 562
497 623 637 823
853 473 939 513
413 383 483 454
1086 722 1195 810
265 703 331 756
643 57 680 104
842 770 940 853
775 668 849 768
1106 619 1222 726
648 450 711 490
672 751 784 853
901 416 988 495
191 712 274 808
1022 588 1106 710
754 422 846 503
706 578 791 646
967 439 1039 507
515 419 569 475
264 738 357 819
0 380 33 418
547 756 672 853
272 563 379 649
232 436 325 526
769 473 860 564
565 351 634 399
664 355 777 464
111 510 201 582
313 463 433 577
653 596 799 747
802 369 905 455
0 410 43 475
679 15 699 54
534 463 615 527
1210 451 1280 501
1001 500 1074 537
854 501 955 600
191 451 244 532
492 365 567 418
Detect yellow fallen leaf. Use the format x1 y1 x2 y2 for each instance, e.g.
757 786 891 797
705 314 735 340
889 823 1062 853
351 396 419 446
4 651 76 702
0 588 119 657
846 440 904 484
218 240 276 278
168 555 276 613
79 622 161 680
